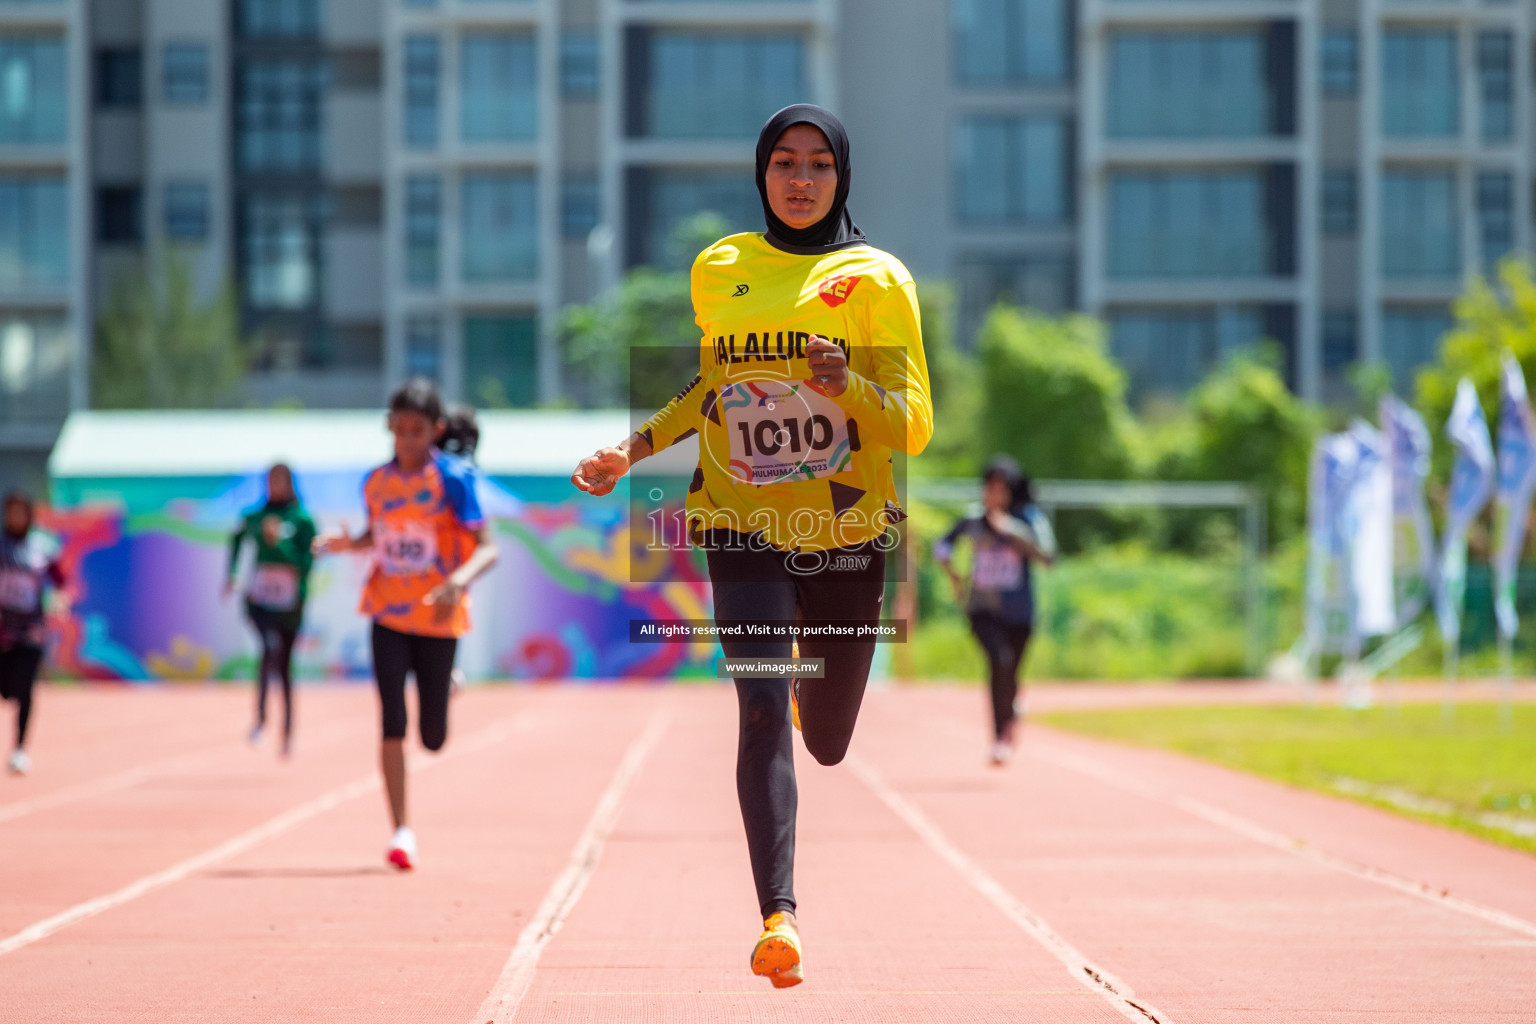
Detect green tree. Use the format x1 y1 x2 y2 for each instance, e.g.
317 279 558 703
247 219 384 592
912 280 983 478
93 254 246 409
560 212 729 410
975 306 1138 480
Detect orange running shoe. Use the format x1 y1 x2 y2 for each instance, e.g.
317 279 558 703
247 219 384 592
790 640 802 732
751 911 803 988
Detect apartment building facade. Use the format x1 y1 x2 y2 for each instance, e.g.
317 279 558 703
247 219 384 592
0 0 1520 484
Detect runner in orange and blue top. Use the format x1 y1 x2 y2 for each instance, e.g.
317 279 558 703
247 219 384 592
314 378 499 870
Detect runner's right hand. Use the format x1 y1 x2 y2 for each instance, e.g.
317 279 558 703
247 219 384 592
571 447 631 497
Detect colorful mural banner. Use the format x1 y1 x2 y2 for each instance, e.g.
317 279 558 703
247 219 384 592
41 468 719 683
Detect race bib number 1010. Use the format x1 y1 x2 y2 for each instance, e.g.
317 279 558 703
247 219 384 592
721 381 854 486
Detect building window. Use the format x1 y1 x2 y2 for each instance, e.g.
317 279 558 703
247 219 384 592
1382 169 1458 278
163 44 210 104
238 59 325 172
405 175 441 288
0 317 69 425
241 193 322 310
1110 306 1268 398
628 29 806 139
0 37 65 143
0 176 67 291
405 315 440 380
1109 170 1280 278
562 177 599 239
1479 171 1512 271
625 167 759 268
1107 31 1272 139
461 173 537 282
95 48 142 110
1320 28 1357 97
238 0 321 39
464 314 538 408
403 35 440 149
97 186 142 244
1382 307 1450 389
460 33 537 143
956 255 1073 345
561 31 599 98
1322 311 1357 371
955 115 1069 226
165 181 210 241
954 0 1070 85
1383 30 1458 137
1321 169 1357 236
1478 31 1513 144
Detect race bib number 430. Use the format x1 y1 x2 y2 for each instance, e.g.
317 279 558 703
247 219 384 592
721 381 853 485
375 521 439 576
0 568 39 612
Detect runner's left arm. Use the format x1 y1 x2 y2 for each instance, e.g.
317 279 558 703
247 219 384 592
836 280 933 456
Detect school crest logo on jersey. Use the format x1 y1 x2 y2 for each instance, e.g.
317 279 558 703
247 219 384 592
818 275 862 308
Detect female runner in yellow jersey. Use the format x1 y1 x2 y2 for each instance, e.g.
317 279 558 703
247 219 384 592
572 105 932 988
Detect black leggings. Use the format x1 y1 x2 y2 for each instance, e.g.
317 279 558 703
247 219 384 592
706 531 887 918
371 622 457 751
969 611 1032 740
249 608 299 740
0 643 41 748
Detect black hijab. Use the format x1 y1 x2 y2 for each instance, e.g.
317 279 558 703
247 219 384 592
755 104 867 255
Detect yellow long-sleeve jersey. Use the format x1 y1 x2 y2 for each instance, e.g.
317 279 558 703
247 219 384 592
640 232 933 553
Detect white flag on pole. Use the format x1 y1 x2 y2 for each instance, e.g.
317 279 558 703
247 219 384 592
1436 379 1496 645
1343 420 1395 638
1493 356 1536 639
1381 396 1436 626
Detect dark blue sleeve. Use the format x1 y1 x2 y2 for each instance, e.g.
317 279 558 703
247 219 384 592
437 452 486 529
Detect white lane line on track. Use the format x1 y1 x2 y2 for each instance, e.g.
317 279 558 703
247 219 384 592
0 719 361 828
1032 739 1536 942
472 709 671 1024
848 754 1173 1024
0 713 533 957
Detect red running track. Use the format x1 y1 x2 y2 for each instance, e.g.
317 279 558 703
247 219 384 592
2 683 1534 1022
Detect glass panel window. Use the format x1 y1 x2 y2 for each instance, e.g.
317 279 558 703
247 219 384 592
1381 169 1458 278
0 37 66 143
238 0 321 39
96 185 142 243
953 0 1070 85
95 48 142 110
1108 31 1269 139
0 316 69 425
955 115 1069 225
627 168 760 268
163 44 209 104
404 36 440 149
562 177 599 239
956 255 1073 344
1110 306 1265 397
463 314 538 408
1382 307 1450 389
561 31 599 98
405 175 440 287
1321 169 1357 235
405 314 440 380
633 30 805 139
460 33 536 143
164 181 210 241
1321 28 1358 97
238 59 325 172
242 193 322 310
461 173 537 282
1108 170 1269 277
1478 31 1513 143
1383 30 1458 137
1479 171 1512 271
0 176 67 291
1322 310 1357 371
